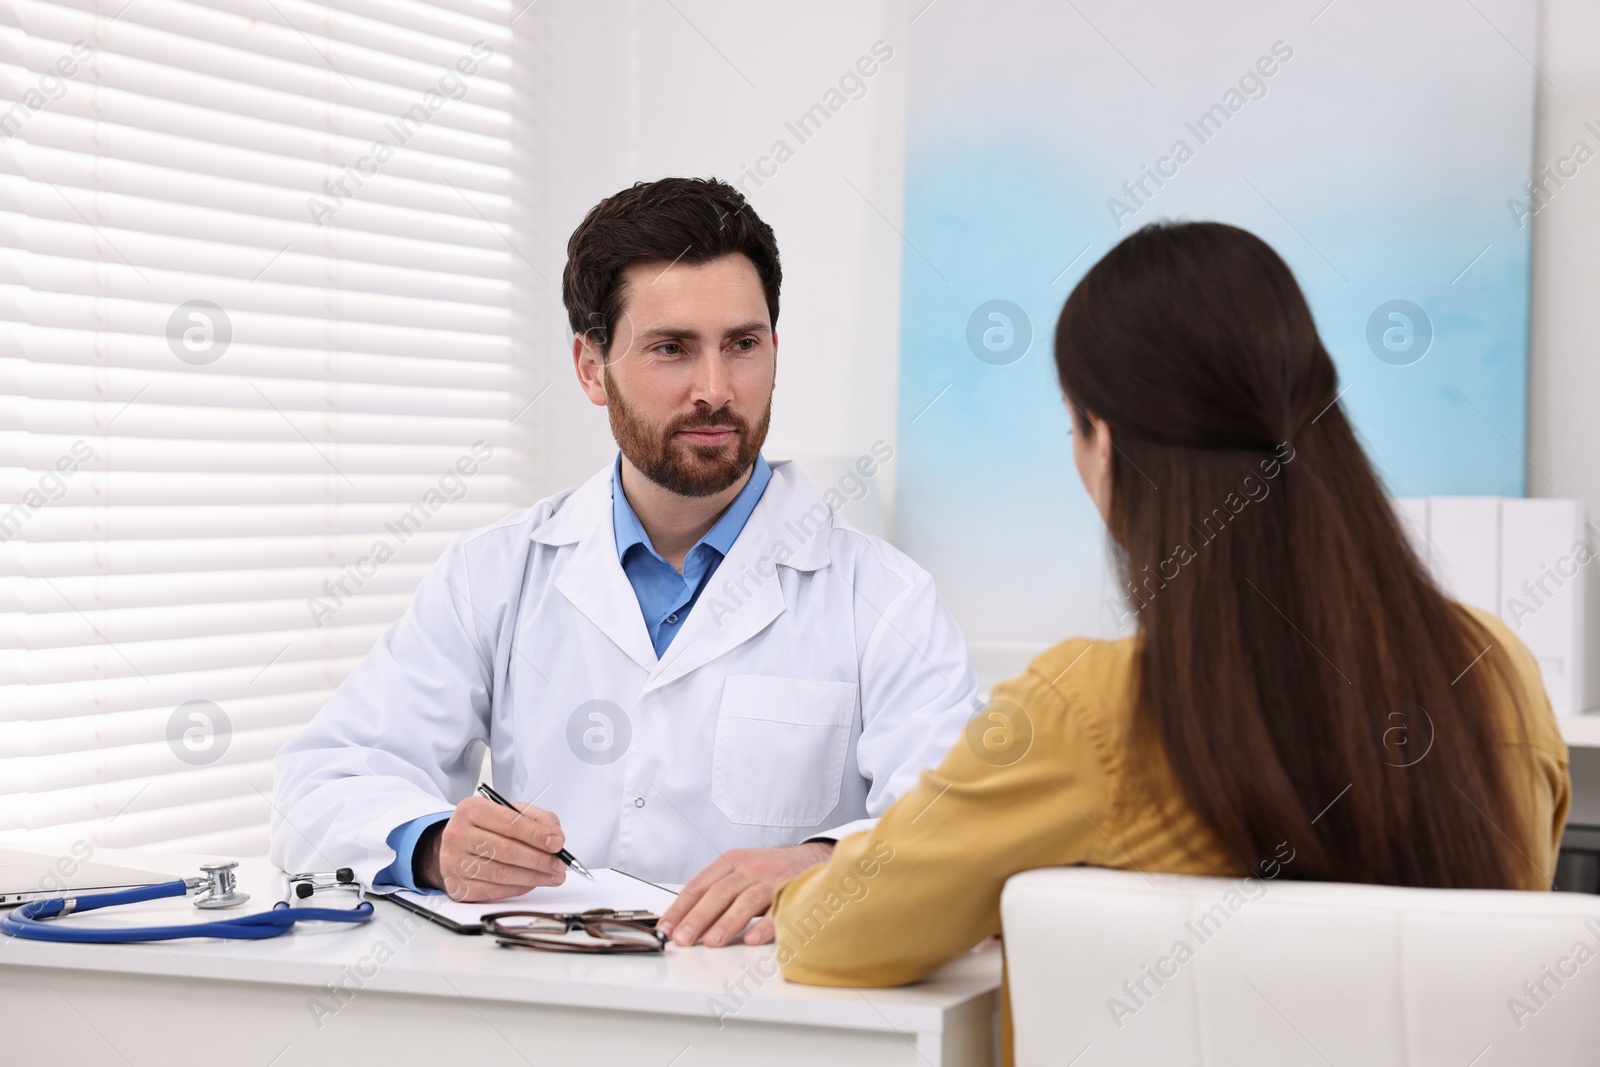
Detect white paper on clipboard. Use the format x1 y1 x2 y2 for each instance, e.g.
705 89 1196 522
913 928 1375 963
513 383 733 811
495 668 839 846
390 868 677 926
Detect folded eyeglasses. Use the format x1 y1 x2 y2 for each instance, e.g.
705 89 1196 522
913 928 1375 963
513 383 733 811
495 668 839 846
482 909 666 954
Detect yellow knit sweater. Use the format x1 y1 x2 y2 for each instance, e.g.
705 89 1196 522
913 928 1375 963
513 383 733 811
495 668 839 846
771 606 1571 1064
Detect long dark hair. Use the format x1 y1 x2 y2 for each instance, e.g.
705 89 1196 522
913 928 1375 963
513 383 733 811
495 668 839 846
1054 221 1532 889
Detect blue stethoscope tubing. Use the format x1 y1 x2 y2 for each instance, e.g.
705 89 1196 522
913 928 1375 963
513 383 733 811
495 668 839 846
1 879 374 943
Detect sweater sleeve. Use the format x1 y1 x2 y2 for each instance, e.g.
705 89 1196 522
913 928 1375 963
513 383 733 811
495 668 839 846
773 642 1117 987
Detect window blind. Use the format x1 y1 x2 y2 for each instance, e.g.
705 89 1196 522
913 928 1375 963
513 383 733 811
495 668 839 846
0 0 517 858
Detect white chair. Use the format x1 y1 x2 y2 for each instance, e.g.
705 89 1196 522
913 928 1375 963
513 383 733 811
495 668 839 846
1001 867 1600 1066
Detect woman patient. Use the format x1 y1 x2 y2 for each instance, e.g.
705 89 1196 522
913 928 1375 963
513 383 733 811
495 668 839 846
771 220 1570 1052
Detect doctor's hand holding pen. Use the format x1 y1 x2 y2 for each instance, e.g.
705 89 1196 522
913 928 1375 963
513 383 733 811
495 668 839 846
414 789 576 902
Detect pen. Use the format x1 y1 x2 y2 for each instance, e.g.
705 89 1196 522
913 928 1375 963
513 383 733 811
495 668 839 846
476 782 595 881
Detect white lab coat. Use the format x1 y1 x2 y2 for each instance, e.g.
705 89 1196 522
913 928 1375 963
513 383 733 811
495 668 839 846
270 459 980 887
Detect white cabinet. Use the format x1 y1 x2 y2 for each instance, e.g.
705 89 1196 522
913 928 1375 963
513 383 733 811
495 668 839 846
1397 497 1591 716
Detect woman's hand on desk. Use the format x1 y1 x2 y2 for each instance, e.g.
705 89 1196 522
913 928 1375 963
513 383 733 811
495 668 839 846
416 795 570 901
658 841 834 948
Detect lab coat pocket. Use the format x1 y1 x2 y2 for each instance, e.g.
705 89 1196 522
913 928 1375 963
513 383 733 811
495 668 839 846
711 676 859 827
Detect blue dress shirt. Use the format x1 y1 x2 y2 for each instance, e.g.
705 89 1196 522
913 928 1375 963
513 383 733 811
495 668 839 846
613 453 772 657
375 453 772 890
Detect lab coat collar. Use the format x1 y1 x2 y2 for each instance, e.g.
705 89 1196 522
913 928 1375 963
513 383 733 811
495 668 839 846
531 457 835 683
738 458 833 573
529 464 611 548
542 467 659 672
648 459 832 689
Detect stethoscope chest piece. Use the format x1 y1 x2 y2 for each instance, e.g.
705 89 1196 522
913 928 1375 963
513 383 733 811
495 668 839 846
193 860 251 910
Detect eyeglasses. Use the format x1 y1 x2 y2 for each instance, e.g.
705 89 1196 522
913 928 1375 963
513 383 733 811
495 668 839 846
482 910 667 954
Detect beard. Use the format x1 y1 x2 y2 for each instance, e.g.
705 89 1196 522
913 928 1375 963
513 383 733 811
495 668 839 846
604 367 771 498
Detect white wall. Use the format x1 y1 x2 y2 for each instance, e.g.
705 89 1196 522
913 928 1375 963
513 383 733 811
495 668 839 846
1528 0 1600 711
510 1 910 516
1529 0 1600 506
503 1 1600 705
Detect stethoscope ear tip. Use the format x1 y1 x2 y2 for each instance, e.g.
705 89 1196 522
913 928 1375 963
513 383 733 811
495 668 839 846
288 868 367 900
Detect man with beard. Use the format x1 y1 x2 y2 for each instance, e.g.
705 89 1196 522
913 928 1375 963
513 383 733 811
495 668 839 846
271 178 979 949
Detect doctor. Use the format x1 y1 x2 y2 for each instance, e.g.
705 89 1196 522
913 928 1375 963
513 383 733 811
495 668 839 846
271 177 980 948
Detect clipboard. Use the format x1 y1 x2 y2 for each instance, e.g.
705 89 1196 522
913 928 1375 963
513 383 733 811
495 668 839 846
377 867 677 935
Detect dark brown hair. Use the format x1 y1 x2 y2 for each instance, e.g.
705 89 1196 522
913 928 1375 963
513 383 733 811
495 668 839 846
1055 220 1532 889
562 177 782 357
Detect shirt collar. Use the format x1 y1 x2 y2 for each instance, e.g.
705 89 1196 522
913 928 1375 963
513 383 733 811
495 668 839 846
611 453 772 563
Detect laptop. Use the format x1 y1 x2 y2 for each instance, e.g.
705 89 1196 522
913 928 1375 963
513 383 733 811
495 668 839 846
0 846 169 907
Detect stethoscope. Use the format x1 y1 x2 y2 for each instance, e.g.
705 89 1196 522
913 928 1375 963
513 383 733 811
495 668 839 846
1 862 374 944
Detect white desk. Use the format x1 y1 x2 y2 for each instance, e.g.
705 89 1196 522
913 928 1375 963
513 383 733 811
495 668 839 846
0 847 1000 1066
1560 713 1600 749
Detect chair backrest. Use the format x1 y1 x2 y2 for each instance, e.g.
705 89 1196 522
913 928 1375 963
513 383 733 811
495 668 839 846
1001 867 1600 1067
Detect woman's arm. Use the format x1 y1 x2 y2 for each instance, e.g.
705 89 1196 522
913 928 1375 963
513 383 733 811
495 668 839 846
773 643 1119 986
